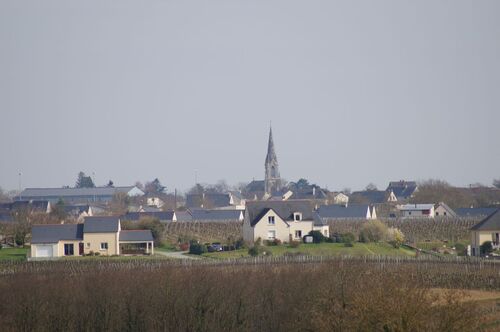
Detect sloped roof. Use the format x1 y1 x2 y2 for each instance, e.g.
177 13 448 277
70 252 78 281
399 204 434 211
83 216 120 233
351 190 387 204
119 230 154 242
31 224 84 244
8 200 50 212
246 200 314 226
191 209 243 221
456 208 498 217
317 204 370 219
0 212 13 223
18 186 143 198
122 211 175 222
175 210 193 221
471 209 500 231
434 202 457 217
386 181 418 200
186 193 231 208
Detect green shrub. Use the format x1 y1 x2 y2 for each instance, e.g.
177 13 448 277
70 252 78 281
289 241 300 248
248 246 261 257
481 241 493 256
189 242 207 255
264 239 281 246
308 231 326 244
341 233 356 244
344 242 354 247
454 243 466 256
359 220 388 243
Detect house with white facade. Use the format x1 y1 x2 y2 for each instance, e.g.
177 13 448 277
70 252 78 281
243 200 329 244
399 204 435 218
30 216 154 259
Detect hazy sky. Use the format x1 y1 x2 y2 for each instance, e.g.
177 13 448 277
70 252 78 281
1 0 499 193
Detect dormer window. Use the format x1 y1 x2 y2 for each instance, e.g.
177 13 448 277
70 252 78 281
268 216 275 225
293 212 302 221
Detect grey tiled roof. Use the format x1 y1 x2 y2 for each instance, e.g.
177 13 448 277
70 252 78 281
18 186 142 198
175 211 192 221
456 208 498 217
83 216 120 233
246 200 315 226
122 211 175 222
351 191 387 204
119 230 154 242
0 212 13 223
186 193 231 208
190 209 243 221
317 204 370 219
31 224 84 244
386 181 418 200
471 209 500 231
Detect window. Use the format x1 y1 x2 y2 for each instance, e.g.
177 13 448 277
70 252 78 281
295 230 302 239
100 242 108 250
294 213 302 221
86 243 90 248
64 243 74 256
436 212 439 216
267 230 276 240
268 216 275 225
444 212 447 216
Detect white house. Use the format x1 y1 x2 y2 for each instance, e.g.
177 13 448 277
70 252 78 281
243 200 329 244
399 204 435 219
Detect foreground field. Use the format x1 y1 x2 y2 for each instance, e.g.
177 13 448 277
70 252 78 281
0 257 499 331
203 242 416 259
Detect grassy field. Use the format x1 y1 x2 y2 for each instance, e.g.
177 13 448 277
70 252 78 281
203 242 416 259
0 247 29 261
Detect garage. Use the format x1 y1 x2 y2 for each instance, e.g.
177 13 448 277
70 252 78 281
35 245 54 257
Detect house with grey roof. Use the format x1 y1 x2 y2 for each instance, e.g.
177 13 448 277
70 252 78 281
398 204 435 218
470 209 500 256
121 211 177 223
434 202 457 218
316 204 376 220
386 181 418 202
30 216 154 259
17 186 144 204
455 207 498 218
190 209 244 222
243 200 329 243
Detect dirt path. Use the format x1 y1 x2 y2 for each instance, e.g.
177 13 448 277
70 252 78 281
155 250 202 260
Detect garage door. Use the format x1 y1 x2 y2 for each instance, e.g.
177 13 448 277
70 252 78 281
36 245 53 257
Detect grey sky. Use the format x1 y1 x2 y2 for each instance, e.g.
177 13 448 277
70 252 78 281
1 0 499 193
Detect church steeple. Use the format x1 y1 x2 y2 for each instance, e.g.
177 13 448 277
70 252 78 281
265 125 281 195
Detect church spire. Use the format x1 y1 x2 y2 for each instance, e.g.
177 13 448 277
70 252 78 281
266 126 277 164
265 125 281 195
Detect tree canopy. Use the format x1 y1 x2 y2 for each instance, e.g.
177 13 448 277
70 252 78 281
75 172 95 188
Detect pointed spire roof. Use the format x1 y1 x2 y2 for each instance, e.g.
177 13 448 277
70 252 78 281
266 126 278 164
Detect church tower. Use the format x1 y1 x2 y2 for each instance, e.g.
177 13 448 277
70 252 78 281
265 126 282 195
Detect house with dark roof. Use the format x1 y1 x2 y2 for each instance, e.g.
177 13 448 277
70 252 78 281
121 211 177 223
17 186 144 204
186 193 236 209
455 208 498 218
316 204 376 220
386 181 418 202
350 190 388 205
30 216 154 259
470 209 500 256
243 200 329 243
434 202 457 218
190 209 244 222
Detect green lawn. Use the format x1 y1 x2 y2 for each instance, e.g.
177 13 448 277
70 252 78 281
203 242 416 260
0 247 29 261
